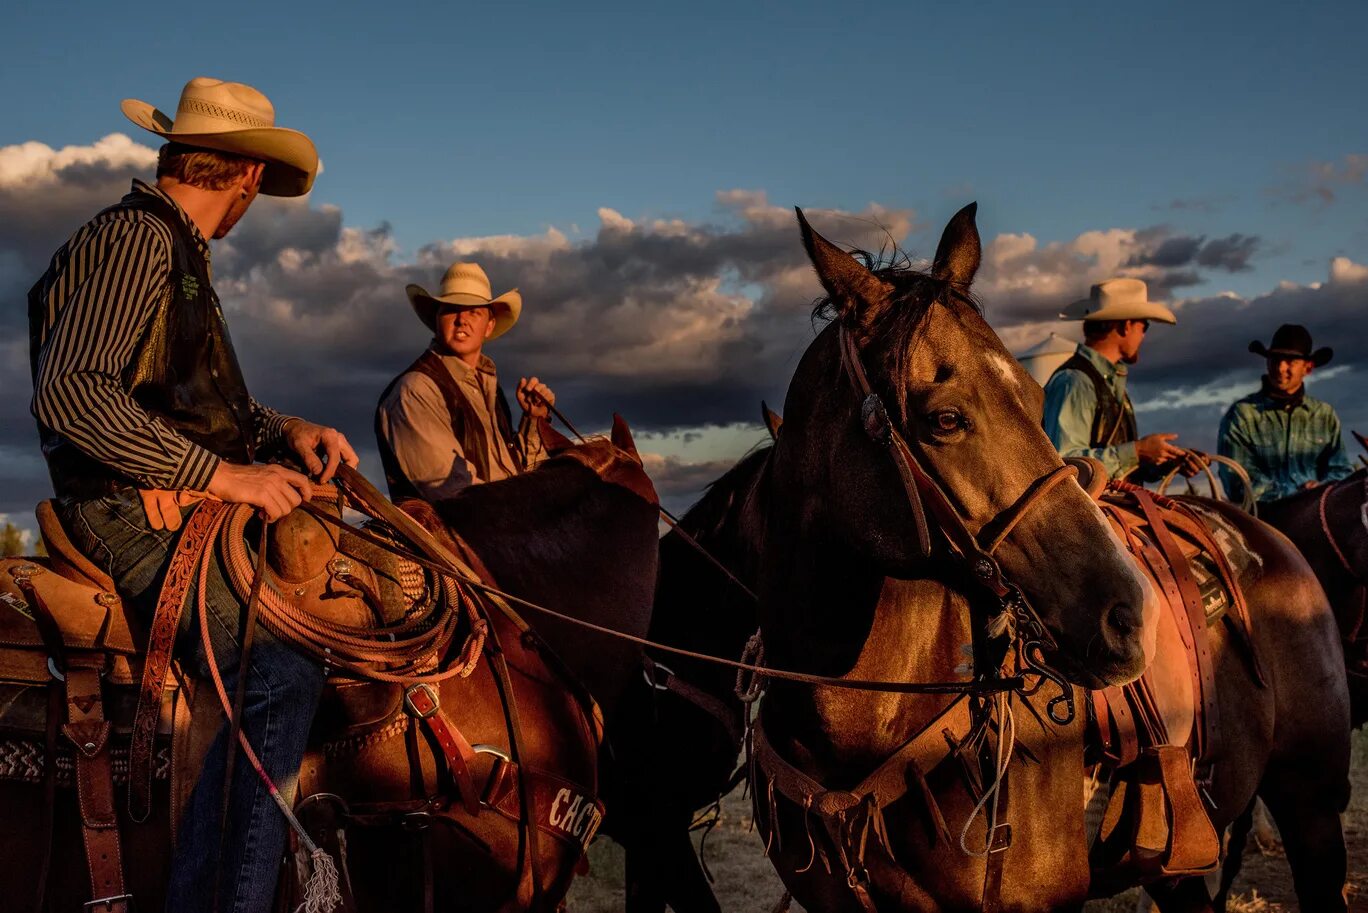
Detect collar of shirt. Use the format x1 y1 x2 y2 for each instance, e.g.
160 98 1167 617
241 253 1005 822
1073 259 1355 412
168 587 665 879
128 178 213 273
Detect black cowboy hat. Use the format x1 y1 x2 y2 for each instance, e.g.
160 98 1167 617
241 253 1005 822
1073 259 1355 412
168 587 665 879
1248 324 1332 367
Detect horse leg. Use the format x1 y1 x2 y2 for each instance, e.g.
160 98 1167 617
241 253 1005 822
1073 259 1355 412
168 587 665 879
1258 766 1349 913
1143 876 1213 913
1212 800 1254 912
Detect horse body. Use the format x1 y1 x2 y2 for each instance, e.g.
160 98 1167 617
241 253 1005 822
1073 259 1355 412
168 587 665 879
1257 470 1368 725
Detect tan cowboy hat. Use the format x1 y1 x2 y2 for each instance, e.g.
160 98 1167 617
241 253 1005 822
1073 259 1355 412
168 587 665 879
121 77 318 197
406 262 522 339
1059 278 1177 324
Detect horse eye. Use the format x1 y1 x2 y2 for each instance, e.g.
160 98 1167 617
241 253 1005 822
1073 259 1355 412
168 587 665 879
931 409 967 434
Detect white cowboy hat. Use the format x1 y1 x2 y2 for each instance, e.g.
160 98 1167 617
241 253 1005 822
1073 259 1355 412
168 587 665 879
121 77 319 197
1059 278 1177 324
406 262 522 339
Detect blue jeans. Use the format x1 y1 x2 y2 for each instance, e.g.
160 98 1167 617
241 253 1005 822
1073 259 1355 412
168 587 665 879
60 491 325 913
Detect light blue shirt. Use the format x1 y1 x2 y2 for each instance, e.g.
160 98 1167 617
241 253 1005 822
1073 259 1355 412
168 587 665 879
1041 344 1140 480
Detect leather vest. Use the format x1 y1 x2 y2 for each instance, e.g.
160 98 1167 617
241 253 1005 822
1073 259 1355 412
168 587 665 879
1051 352 1138 448
30 192 256 499
375 349 524 502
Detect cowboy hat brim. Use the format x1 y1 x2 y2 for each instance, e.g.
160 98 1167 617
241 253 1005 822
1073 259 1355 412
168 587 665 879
1248 341 1333 367
1059 296 1178 324
121 99 318 197
406 284 522 340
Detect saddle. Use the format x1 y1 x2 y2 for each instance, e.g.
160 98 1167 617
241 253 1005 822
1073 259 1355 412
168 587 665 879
1085 484 1265 888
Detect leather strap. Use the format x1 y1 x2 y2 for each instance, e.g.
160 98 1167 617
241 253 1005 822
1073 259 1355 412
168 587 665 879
129 499 226 821
63 658 131 913
1133 491 1219 780
404 683 481 816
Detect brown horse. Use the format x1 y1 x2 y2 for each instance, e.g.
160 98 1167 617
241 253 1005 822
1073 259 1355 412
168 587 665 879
0 425 660 913
749 206 1349 912
1257 468 1368 726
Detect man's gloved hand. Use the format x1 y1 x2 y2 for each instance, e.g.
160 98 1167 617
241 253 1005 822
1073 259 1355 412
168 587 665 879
137 489 216 532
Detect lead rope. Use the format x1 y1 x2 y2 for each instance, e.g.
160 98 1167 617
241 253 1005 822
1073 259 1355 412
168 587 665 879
196 514 342 913
958 692 1016 859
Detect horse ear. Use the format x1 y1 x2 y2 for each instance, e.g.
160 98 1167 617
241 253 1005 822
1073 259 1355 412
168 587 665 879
538 416 575 453
796 207 893 325
931 202 981 289
610 413 640 460
761 400 783 441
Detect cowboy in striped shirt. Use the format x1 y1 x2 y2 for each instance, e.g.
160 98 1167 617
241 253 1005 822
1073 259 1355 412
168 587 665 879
28 79 352 913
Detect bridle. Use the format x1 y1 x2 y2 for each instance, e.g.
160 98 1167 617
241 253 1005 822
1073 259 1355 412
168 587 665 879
838 325 1080 722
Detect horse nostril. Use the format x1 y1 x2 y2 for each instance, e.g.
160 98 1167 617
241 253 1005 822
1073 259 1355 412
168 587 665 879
1104 601 1143 639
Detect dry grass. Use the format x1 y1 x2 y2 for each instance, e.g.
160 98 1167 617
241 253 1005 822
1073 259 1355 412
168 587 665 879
568 730 1367 911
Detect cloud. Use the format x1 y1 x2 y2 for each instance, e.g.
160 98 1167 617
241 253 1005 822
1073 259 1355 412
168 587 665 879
1269 153 1368 206
2 134 1360 522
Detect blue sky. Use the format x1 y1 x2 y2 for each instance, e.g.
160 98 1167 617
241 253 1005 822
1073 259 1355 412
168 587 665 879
1 0 1366 519
5 0 1365 296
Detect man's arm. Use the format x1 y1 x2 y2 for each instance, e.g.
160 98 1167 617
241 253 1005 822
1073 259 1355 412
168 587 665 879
377 375 477 500
31 220 220 490
1320 410 1355 483
1041 370 1139 479
1217 407 1273 504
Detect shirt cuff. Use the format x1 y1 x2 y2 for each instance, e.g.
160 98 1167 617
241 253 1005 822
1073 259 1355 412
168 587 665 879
170 444 220 492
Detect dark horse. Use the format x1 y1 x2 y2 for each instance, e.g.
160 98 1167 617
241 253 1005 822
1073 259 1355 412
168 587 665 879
1 423 660 913
1258 467 1368 726
608 437 775 913
749 205 1349 911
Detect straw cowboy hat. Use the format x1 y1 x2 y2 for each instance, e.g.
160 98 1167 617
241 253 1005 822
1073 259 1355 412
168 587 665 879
406 262 522 340
1059 278 1177 324
121 77 318 197
1249 324 1333 366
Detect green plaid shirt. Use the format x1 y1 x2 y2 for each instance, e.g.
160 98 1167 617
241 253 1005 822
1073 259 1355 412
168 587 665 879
1217 385 1354 505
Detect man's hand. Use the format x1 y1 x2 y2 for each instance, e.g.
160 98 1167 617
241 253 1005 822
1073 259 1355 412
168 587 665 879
206 462 313 522
517 377 555 419
1135 433 1188 467
282 419 358 483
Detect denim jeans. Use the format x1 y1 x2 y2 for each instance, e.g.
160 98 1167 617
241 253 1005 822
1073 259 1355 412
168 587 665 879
59 491 325 913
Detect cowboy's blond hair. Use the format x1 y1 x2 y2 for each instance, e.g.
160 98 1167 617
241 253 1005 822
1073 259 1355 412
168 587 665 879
156 142 256 191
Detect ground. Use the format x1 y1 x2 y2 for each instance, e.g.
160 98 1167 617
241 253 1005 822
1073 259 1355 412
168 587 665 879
568 730 1367 911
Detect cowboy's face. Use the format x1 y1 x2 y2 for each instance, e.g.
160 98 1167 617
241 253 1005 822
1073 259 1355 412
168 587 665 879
214 163 265 239
437 304 496 361
1267 354 1314 394
1118 319 1149 364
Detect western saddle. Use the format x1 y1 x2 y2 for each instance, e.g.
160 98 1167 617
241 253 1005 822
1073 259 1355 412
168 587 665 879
0 501 197 913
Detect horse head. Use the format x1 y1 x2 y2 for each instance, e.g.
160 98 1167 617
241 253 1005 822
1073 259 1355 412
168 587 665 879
777 204 1156 688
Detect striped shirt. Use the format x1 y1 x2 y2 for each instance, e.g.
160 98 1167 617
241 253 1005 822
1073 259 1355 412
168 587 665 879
29 179 293 492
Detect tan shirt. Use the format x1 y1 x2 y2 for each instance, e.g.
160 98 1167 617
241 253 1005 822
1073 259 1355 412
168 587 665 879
376 346 546 501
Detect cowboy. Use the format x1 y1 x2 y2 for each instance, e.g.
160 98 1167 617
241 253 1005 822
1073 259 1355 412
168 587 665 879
1042 278 1203 480
28 78 354 913
375 261 555 502
1218 324 1354 506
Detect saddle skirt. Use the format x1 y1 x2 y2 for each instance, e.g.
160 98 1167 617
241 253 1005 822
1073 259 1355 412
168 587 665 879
1084 486 1265 888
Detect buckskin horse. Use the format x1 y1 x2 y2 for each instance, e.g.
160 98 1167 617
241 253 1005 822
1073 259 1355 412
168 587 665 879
0 420 659 913
744 205 1348 912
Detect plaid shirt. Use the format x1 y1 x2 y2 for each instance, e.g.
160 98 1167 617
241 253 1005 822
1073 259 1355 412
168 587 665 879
1218 385 1354 505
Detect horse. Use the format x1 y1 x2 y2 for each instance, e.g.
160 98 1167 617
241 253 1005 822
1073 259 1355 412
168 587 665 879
607 436 775 913
748 204 1349 912
1257 468 1368 726
0 422 660 913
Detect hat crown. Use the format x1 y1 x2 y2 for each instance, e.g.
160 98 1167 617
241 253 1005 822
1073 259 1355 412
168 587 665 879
439 262 495 301
172 78 277 132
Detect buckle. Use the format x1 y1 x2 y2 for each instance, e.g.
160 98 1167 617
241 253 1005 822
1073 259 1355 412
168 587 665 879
404 683 440 720
84 894 134 911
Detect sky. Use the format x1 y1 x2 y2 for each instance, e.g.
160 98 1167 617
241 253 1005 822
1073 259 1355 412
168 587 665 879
1 0 1366 529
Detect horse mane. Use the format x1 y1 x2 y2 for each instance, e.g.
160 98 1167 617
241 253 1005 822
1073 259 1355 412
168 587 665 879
811 244 982 423
678 444 773 540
